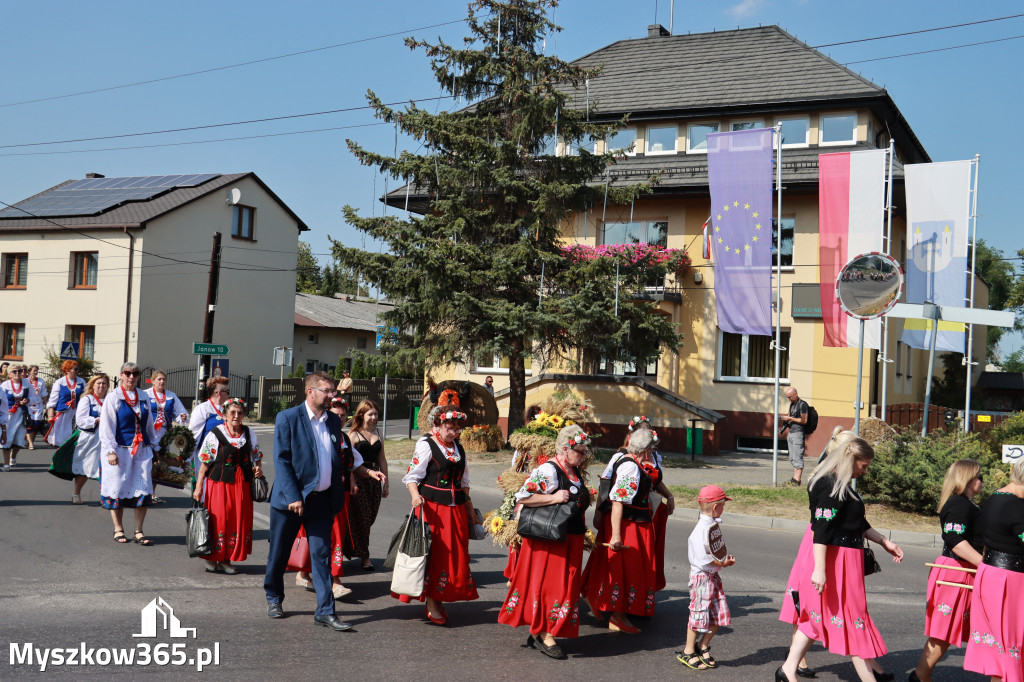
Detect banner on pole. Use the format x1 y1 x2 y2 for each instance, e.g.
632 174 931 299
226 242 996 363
900 160 972 352
818 149 886 348
707 128 774 336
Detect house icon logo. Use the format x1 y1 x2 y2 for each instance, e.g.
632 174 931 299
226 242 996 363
133 597 197 638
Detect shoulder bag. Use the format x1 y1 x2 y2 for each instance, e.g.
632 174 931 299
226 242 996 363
517 499 577 543
251 475 269 503
390 510 431 598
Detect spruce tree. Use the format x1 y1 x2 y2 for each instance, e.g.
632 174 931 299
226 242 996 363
333 0 683 430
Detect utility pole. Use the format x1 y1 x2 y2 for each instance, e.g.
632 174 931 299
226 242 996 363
198 232 223 402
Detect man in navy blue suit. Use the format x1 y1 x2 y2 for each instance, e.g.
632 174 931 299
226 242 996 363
263 371 354 630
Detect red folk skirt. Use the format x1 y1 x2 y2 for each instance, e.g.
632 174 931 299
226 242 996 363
202 468 253 562
923 554 976 645
503 547 518 581
796 545 887 659
652 502 669 592
964 563 1024 681
392 500 478 604
779 524 813 625
499 533 584 637
581 513 657 617
287 504 348 577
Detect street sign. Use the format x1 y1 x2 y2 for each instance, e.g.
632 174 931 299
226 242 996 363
59 341 80 360
1002 444 1024 464
212 358 229 378
272 347 293 367
193 342 229 355
977 414 992 423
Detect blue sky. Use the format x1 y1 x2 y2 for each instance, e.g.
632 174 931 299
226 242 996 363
2 1 1022 351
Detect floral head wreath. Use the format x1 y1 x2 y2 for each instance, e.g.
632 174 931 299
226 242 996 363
224 398 246 413
331 396 348 409
650 429 660 444
437 410 467 423
628 415 651 431
566 431 591 448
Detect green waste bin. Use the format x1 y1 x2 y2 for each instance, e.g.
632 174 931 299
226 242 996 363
686 427 704 455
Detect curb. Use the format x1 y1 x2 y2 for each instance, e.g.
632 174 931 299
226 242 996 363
713 512 941 549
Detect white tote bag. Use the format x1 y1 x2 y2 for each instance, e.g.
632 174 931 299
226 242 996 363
390 510 429 598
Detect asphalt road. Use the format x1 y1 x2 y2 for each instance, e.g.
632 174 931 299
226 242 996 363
0 429 982 680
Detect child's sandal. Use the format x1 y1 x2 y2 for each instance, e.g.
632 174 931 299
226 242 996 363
697 646 718 669
676 651 709 670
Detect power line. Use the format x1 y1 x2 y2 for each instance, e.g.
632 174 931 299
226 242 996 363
813 12 1024 48
0 17 474 109
844 34 1024 65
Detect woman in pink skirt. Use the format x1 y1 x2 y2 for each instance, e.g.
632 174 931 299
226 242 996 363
911 459 984 682
963 458 1024 682
776 435 904 682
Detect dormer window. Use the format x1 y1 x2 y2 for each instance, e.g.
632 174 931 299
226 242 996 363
686 123 719 153
606 128 637 155
646 125 678 155
777 117 810 148
820 113 857 145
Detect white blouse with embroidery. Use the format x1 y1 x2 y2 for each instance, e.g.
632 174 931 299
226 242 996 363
401 436 471 490
514 461 579 502
197 424 263 465
607 458 642 504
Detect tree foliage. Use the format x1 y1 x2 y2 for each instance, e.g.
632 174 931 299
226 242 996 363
297 240 360 298
331 0 682 430
972 239 1020 359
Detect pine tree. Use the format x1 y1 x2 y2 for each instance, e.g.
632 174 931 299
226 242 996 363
333 0 683 430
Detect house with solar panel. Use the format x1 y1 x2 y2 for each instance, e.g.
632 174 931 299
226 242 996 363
387 24 992 455
0 172 307 396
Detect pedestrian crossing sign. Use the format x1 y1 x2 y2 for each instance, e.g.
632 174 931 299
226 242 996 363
60 341 79 360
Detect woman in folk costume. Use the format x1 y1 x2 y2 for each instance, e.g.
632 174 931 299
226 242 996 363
146 370 189 436
192 398 262 574
963 458 1024 682
46 360 85 447
910 459 984 682
99 362 160 546
188 376 230 489
69 374 108 504
499 425 591 660
399 402 480 625
581 426 660 635
26 365 47 451
1 365 33 469
776 435 904 682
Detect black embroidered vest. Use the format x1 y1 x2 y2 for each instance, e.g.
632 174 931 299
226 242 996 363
418 437 467 506
598 455 652 523
208 427 255 483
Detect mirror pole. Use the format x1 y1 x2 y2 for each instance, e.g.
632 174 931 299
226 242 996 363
922 314 940 437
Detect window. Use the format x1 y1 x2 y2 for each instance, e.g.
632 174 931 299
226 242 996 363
646 125 677 154
596 356 657 377
601 220 668 248
563 136 597 156
717 330 790 382
65 325 95 360
356 337 367 350
686 123 719 153
70 252 98 288
308 333 319 344
771 217 795 268
538 135 557 156
731 120 763 131
2 253 27 288
304 359 318 373
606 128 637 155
231 205 256 240
820 113 857 145
777 117 809 147
3 323 25 360
475 351 532 373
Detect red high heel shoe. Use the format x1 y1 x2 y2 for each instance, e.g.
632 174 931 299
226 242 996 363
424 606 447 626
607 614 641 634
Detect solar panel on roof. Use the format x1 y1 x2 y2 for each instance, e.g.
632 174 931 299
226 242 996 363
0 173 221 218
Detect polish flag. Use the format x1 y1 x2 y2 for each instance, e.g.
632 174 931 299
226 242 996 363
701 216 712 260
818 149 887 348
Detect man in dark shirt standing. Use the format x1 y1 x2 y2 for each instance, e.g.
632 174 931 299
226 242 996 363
781 387 809 485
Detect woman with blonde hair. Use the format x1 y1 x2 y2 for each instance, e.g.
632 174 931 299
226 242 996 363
910 459 983 681
963 458 1024 681
69 374 109 504
26 365 47 451
46 360 85 447
776 434 904 682
1 365 33 469
345 399 390 570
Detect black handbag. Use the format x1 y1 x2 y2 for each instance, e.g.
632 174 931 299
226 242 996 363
517 500 577 543
185 501 211 558
863 544 881 577
251 475 269 503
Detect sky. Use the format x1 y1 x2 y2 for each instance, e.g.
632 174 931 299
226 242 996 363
2 0 1022 352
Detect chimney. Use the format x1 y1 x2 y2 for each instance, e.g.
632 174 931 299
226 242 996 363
85 172 105 179
647 24 669 38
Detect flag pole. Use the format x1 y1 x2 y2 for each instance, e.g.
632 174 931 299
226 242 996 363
772 123 783 487
963 154 981 432
880 141 895 421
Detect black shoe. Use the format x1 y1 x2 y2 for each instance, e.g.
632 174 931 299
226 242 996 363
776 668 791 682
534 637 566 660
267 603 285 619
873 672 894 682
907 672 921 682
523 635 536 649
796 665 817 678
313 615 353 631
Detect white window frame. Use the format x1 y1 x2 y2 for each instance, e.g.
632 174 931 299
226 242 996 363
308 333 319 344
605 127 637 156
730 119 764 131
686 122 719 154
776 116 810 148
645 124 678 155
473 351 533 375
716 329 791 384
819 112 858 146
772 216 796 272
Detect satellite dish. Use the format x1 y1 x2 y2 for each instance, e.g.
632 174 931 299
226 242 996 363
836 252 904 320
227 188 242 205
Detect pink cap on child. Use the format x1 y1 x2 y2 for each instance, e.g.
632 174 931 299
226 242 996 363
697 485 732 503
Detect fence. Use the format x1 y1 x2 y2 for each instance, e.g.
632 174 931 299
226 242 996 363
256 376 423 421
886 402 1010 434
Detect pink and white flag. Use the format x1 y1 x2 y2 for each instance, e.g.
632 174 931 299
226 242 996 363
818 149 887 348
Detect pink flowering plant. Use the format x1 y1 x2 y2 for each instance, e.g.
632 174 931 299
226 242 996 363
561 243 691 280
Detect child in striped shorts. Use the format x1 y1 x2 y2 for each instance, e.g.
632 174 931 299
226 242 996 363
677 485 736 671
